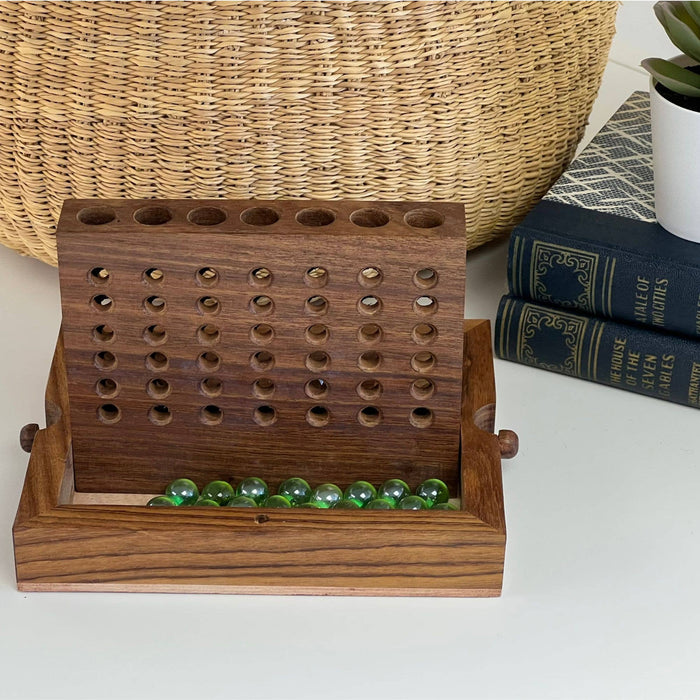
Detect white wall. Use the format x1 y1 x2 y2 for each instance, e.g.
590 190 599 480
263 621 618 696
612 0 676 69
584 0 677 146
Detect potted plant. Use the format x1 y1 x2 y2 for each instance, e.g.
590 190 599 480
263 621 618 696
642 1 700 243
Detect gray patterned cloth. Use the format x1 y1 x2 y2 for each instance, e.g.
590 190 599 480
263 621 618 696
545 91 654 222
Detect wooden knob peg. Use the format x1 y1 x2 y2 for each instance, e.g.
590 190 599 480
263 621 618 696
20 423 39 454
498 429 519 459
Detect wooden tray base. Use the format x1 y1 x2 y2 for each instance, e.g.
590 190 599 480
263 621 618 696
13 320 517 597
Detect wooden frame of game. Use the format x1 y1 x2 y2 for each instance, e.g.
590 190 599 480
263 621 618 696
13 199 517 596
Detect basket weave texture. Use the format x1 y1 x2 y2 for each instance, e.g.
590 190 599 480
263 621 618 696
0 1 617 265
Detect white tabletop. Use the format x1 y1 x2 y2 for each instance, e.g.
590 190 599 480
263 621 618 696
2 25 699 700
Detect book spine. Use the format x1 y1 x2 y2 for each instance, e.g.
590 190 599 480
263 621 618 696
495 295 700 409
508 226 700 339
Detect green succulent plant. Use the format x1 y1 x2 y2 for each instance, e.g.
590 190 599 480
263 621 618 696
642 1 700 97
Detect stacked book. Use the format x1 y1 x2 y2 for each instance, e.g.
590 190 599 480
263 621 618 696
495 92 700 409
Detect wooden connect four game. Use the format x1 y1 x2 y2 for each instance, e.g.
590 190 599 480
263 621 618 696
13 197 517 596
56 199 467 493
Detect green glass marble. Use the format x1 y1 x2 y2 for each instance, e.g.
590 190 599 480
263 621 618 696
146 495 178 507
397 495 427 510
298 501 324 509
333 498 361 509
366 498 395 510
432 502 458 510
164 478 199 505
227 495 258 507
309 483 343 509
236 477 269 504
277 477 312 506
343 481 377 507
415 478 450 507
194 498 220 507
263 495 292 508
201 480 235 505
377 478 411 506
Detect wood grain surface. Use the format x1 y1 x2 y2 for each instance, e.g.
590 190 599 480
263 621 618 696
56 199 466 493
13 321 509 597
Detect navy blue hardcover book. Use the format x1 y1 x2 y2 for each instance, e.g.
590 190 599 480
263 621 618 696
496 295 700 409
508 92 700 339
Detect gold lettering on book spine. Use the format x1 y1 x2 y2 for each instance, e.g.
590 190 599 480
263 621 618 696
689 362 700 407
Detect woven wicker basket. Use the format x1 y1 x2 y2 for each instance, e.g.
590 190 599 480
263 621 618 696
0 1 617 265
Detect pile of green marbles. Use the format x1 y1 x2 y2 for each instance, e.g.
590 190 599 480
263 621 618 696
147 476 458 511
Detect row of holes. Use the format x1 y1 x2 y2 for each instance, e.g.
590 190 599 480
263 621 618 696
93 322 438 348
96 376 435 402
90 292 439 317
78 205 446 230
96 403 434 429
94 348 438 374
89 265 439 291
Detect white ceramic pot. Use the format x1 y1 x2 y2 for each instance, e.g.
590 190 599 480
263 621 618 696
650 56 700 243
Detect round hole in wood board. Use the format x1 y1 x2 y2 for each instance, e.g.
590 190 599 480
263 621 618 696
358 350 382 372
358 323 383 344
240 207 280 226
357 267 383 288
197 296 220 315
250 323 274 345
147 378 172 399
403 208 444 229
250 350 275 372
304 266 329 288
305 350 330 372
143 268 164 284
249 295 274 315
92 324 116 344
356 379 383 400
200 377 223 398
146 351 169 372
413 267 439 289
252 378 275 399
148 404 173 426
77 206 116 226
134 206 172 226
94 350 117 371
95 378 119 399
413 295 438 316
196 267 219 287
305 378 329 399
410 377 435 400
200 404 223 425
248 267 273 287
357 295 382 315
306 405 330 427
357 406 382 427
90 294 114 312
145 295 167 313
97 403 121 424
143 324 168 345
411 323 438 345
197 324 221 345
409 406 434 428
304 295 328 316
350 208 390 228
253 405 277 426
296 208 336 227
305 324 329 345
410 351 436 373
89 267 110 285
188 206 226 226
198 351 222 372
